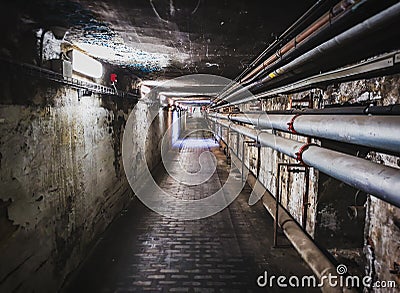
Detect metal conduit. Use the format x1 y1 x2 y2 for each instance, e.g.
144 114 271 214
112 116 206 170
217 2 400 106
240 0 360 84
210 112 400 153
217 0 361 103
255 106 370 115
237 0 333 82
261 1 400 83
215 0 335 102
208 116 400 208
214 50 400 109
253 104 400 115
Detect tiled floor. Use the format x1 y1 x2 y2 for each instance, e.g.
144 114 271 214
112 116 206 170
64 115 318 292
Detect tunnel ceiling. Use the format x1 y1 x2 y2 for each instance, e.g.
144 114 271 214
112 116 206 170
3 0 316 80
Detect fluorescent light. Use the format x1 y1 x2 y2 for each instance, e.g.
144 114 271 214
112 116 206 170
72 50 103 79
140 85 151 97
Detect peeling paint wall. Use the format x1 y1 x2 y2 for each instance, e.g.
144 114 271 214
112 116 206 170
232 100 319 238
0 79 167 292
233 73 400 288
364 152 400 291
329 74 400 291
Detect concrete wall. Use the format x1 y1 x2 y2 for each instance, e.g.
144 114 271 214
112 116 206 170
0 75 167 292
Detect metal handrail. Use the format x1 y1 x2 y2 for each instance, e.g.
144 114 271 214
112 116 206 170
0 58 139 100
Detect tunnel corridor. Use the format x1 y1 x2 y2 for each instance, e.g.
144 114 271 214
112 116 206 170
64 112 316 292
1 1 400 292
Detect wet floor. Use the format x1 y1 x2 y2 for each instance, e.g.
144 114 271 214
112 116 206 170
64 114 318 292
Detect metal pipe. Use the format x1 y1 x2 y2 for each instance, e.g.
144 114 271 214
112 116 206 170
227 150 348 293
239 0 333 81
209 116 400 207
302 147 400 206
241 0 357 83
248 106 369 115
216 113 400 153
216 0 335 102
208 112 230 120
241 17 326 83
217 2 400 106
215 50 400 108
216 0 365 103
259 2 400 84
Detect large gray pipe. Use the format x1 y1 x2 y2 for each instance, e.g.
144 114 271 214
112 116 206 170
209 116 400 207
217 2 400 106
210 113 400 153
227 149 350 293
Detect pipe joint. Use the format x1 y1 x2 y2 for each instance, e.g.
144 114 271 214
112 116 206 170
295 142 318 166
256 113 264 129
287 114 301 134
279 218 294 229
255 129 271 145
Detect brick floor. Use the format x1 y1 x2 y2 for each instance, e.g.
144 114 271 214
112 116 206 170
64 116 319 292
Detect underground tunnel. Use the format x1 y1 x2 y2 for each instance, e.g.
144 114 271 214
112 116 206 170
1 0 400 292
